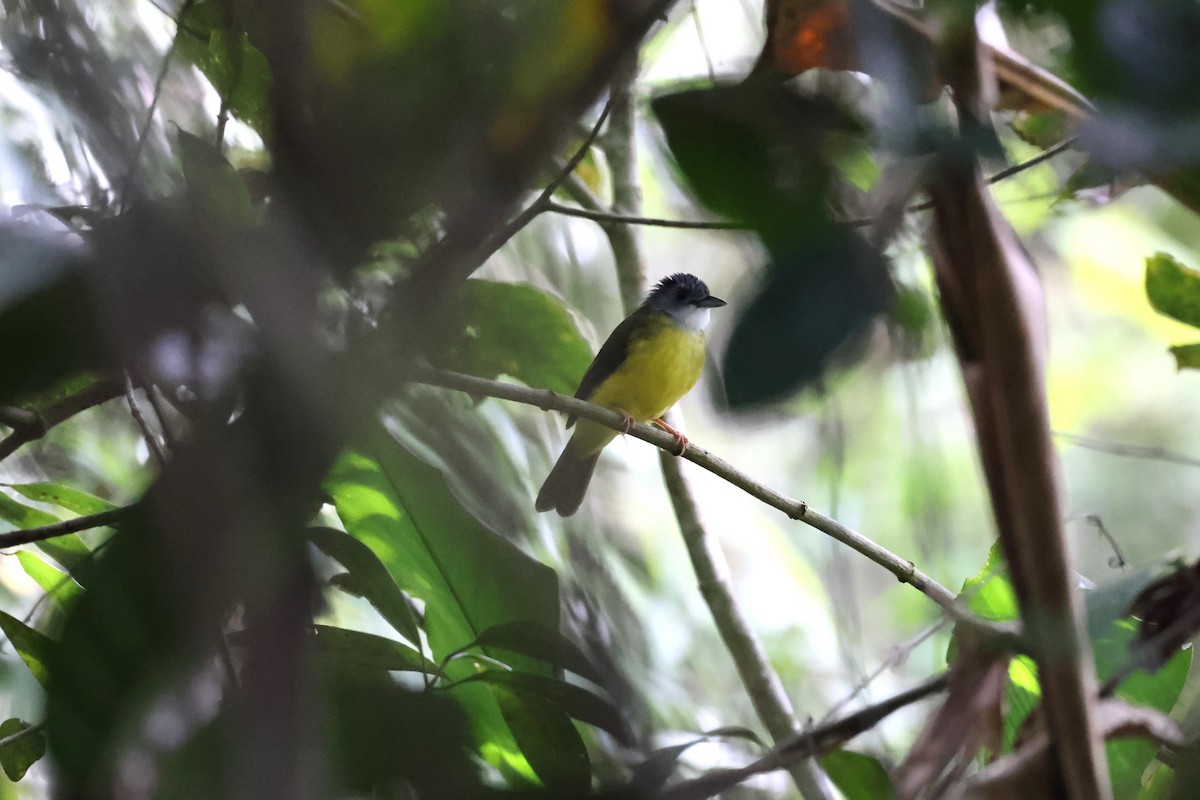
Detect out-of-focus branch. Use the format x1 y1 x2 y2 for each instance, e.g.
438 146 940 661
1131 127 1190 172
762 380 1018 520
599 53 830 800
0 506 128 549
0 377 125 463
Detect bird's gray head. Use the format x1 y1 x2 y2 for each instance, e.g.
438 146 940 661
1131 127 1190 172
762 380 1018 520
644 273 727 332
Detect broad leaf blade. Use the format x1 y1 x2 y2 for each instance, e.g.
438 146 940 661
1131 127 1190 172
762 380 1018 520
309 625 439 675
1146 252 1200 329
0 718 45 781
4 483 116 516
309 527 421 644
464 620 603 685
820 749 894 800
458 669 631 745
17 551 83 608
0 611 55 687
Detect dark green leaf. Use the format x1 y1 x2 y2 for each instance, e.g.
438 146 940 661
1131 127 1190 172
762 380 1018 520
17 552 83 608
0 611 55 687
177 129 255 227
434 279 593 396
1169 343 1200 370
820 749 894 800
632 727 764 793
178 2 271 131
489 685 590 796
461 620 604 685
457 669 631 745
35 536 93 581
308 624 439 675
0 718 45 781
0 491 59 528
1146 252 1200 329
4 483 116 516
309 527 421 644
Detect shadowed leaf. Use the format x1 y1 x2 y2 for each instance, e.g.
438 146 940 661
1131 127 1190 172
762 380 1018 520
0 719 45 781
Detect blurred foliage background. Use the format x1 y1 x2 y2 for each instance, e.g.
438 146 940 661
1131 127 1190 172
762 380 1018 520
0 0 1199 798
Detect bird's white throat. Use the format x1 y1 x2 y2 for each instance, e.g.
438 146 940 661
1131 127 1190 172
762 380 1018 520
669 305 711 333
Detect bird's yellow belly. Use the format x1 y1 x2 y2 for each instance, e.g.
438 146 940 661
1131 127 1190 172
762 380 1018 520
570 321 706 456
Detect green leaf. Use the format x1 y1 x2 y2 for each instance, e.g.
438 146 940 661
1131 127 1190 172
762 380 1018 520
435 280 593 396
1146 252 1200 329
820 749 894 800
178 2 271 131
0 490 59 529
457 669 631 745
309 527 421 644
326 432 562 783
958 542 1018 622
4 483 116 516
1169 343 1200 370
0 718 45 781
488 686 590 796
308 625 440 675
17 552 83 608
177 129 255 227
458 620 604 685
35 536 93 581
0 611 55 687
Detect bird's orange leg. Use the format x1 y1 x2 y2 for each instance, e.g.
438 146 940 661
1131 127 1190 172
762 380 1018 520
652 418 688 456
613 407 636 434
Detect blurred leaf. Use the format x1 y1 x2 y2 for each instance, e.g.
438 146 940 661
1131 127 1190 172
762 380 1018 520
0 611 55 687
0 718 45 781
458 620 604 685
435 279 593 396
632 727 764 794
457 669 631 745
177 130 256 227
309 526 421 644
0 227 108 405
489 685 590 796
958 542 1018 622
1085 565 1172 644
308 624 439 675
178 2 271 131
820 749 894 800
326 433 562 782
0 490 59 528
16 552 83 608
1169 343 1200 370
1146 252 1200 329
35 536 93 582
4 483 116 516
1095 623 1192 798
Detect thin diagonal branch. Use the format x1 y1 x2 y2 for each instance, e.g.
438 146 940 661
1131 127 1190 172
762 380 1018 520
0 506 129 549
0 377 125 463
412 367 999 626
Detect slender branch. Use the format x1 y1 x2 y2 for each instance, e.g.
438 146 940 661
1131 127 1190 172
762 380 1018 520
0 506 128 549
125 374 168 468
1055 431 1200 469
0 377 125 463
547 201 748 230
413 368 980 618
659 673 949 800
0 722 43 751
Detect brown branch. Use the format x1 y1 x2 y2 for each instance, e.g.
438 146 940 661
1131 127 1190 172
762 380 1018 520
0 506 129 549
0 376 125 463
546 201 748 230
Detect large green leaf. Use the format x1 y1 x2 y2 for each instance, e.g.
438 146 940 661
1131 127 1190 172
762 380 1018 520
820 749 894 800
308 625 439 675
326 433 563 786
17 552 83 608
487 686 590 796
4 483 116 516
177 1 271 131
435 279 593 396
1146 252 1200 330
456 620 604 685
0 611 55 687
0 489 95 578
309 527 421 644
0 718 45 781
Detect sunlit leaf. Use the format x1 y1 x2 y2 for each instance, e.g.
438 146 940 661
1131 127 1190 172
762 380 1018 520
1146 252 1200 330
435 279 593 396
632 727 764 793
820 749 894 800
0 611 55 687
16 552 83 608
0 490 59 529
4 483 116 516
0 718 45 781
489 685 590 796
309 527 421 644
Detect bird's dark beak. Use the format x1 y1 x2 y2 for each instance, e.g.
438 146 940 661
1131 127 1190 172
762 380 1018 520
697 295 727 308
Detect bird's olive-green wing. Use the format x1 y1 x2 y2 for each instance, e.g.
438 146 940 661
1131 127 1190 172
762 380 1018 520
567 307 656 427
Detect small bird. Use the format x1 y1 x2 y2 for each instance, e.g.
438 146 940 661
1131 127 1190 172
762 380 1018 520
536 273 727 516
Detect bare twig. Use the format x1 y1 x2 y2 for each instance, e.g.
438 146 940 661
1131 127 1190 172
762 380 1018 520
659 673 950 800
0 506 128 549
0 722 43 751
125 374 168 467
1055 431 1200 469
0 377 125 463
547 201 748 230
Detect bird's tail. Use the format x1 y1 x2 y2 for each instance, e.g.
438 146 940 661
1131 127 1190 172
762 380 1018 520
535 450 600 517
